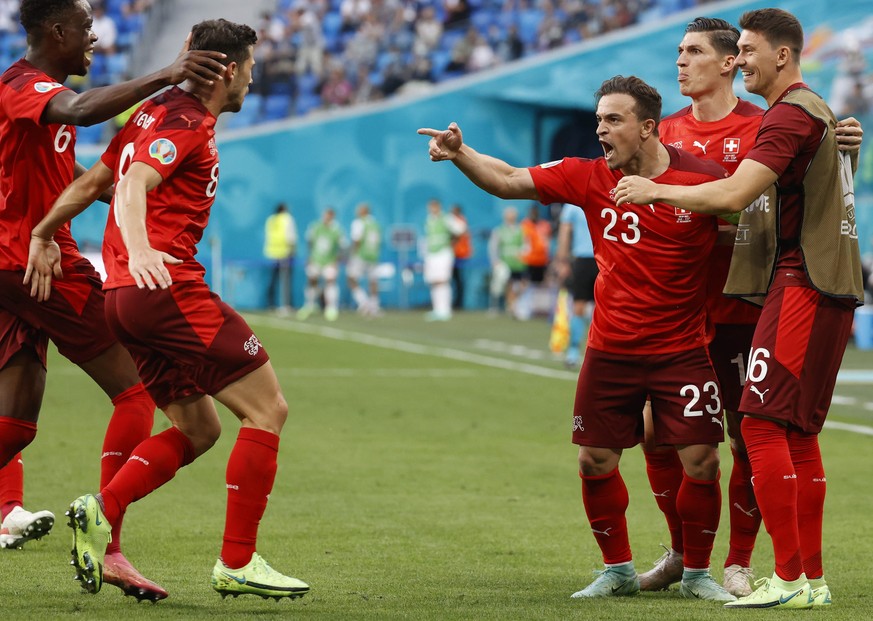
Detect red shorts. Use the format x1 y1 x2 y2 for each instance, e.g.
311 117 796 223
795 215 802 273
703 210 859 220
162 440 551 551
708 323 756 413
739 279 854 434
104 282 269 409
573 346 725 448
0 261 115 368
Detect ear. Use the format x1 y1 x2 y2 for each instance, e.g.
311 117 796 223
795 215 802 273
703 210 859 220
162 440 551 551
722 55 737 75
224 60 238 82
640 118 657 139
775 45 791 69
50 22 65 43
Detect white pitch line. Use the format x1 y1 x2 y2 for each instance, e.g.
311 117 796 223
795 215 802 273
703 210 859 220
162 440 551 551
247 315 577 381
274 368 485 378
247 315 873 437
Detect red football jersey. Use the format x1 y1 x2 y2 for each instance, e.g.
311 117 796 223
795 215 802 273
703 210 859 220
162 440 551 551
745 84 826 274
101 87 218 289
529 146 723 355
0 59 82 271
660 99 765 325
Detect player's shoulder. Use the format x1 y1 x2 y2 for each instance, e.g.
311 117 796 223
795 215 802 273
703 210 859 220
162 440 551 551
664 144 727 180
661 104 694 124
151 87 211 132
733 98 766 118
1 60 63 94
535 156 599 171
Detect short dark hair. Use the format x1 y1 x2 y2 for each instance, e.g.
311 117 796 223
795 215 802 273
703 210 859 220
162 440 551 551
739 8 804 62
595 76 662 127
20 0 77 34
685 16 740 57
189 19 258 66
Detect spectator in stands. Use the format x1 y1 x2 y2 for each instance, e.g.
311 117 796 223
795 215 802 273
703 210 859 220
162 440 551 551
446 26 477 73
0 0 17 33
344 13 382 75
321 63 354 108
91 2 117 55
443 0 471 31
492 24 524 63
340 0 371 34
293 4 326 78
413 6 443 57
467 33 497 72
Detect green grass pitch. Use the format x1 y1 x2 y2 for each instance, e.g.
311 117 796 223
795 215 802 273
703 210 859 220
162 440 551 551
2 310 871 620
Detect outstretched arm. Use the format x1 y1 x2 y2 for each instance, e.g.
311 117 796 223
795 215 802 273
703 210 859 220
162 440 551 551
25 161 116 301
43 33 226 127
614 158 778 215
115 163 182 290
417 122 540 201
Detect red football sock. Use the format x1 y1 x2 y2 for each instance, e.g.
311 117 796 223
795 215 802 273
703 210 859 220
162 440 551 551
741 416 803 581
101 383 155 554
0 419 36 472
0 452 24 520
221 428 280 569
788 428 825 580
724 446 761 568
676 471 721 570
643 448 685 553
100 426 195 526
580 468 631 565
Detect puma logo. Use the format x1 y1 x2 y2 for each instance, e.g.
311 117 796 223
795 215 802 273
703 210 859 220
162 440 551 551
180 114 195 128
652 490 671 498
591 527 613 537
749 385 769 403
711 416 723 430
693 140 711 154
733 503 758 518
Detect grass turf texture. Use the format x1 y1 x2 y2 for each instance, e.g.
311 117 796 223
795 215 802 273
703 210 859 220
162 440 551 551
2 310 871 620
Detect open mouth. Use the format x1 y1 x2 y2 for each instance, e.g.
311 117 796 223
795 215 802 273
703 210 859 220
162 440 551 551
84 49 94 65
600 140 615 161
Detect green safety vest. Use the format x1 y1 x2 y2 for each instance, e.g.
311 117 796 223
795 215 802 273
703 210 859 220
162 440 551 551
496 224 524 271
308 221 342 266
426 214 453 254
354 215 381 262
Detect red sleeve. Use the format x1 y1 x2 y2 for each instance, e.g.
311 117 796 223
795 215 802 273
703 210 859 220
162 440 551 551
100 129 123 170
1 76 70 124
745 103 823 176
130 126 204 180
527 157 594 207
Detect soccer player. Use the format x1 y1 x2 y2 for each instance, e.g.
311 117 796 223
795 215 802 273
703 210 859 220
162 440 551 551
615 8 864 609
554 203 597 368
26 19 310 601
635 16 864 598
422 198 466 321
419 76 736 602
297 207 345 321
346 202 383 316
0 0 225 600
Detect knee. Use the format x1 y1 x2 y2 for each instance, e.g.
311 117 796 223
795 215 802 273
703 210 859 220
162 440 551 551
247 391 288 435
577 447 617 477
184 419 222 457
684 447 721 480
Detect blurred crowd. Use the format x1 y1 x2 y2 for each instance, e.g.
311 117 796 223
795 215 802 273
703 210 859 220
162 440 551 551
243 0 717 123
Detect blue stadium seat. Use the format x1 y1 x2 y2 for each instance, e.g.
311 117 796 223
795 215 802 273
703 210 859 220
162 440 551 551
106 53 129 81
76 122 106 145
517 10 543 46
262 93 291 121
429 49 452 82
295 92 322 116
226 93 261 129
471 11 495 35
297 72 320 97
